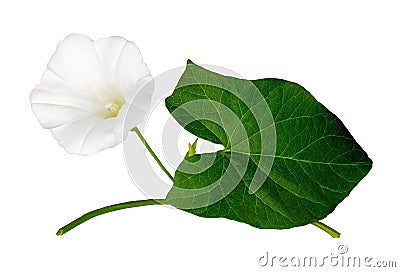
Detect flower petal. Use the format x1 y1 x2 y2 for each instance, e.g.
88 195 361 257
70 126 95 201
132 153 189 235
93 36 127 91
48 34 121 103
51 115 113 155
111 40 152 103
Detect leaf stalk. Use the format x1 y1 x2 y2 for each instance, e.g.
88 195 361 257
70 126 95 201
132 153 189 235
131 127 174 181
312 221 340 238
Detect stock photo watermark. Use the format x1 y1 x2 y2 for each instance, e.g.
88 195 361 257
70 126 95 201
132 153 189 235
258 245 397 269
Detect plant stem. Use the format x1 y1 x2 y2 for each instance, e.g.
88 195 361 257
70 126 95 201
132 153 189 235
131 127 174 181
312 221 340 238
56 128 174 236
56 199 165 236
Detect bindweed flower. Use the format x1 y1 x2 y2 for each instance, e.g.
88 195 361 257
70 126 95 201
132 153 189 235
30 34 153 155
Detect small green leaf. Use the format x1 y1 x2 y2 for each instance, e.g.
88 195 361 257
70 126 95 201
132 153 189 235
185 138 198 158
165 60 372 230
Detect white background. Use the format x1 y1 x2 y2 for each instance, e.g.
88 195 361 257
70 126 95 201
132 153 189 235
1 1 399 271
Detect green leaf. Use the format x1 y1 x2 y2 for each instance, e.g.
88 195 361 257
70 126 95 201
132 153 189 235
185 138 198 158
164 60 372 230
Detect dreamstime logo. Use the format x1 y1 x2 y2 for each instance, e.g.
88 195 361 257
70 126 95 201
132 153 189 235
123 64 276 209
258 245 397 269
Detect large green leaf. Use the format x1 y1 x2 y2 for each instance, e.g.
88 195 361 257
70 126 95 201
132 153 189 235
164 60 372 229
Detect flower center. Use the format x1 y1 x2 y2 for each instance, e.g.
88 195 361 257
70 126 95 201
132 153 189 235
104 100 124 119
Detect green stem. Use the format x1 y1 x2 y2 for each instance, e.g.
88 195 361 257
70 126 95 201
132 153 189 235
56 127 174 236
131 127 174 181
56 199 165 236
312 221 340 238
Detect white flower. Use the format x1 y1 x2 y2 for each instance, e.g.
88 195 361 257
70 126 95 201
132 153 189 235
30 34 153 155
